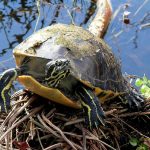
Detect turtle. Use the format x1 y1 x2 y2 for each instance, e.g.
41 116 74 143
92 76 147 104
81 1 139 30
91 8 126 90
0 0 144 128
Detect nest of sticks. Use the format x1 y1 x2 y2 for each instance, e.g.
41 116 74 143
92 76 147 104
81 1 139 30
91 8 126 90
0 90 150 150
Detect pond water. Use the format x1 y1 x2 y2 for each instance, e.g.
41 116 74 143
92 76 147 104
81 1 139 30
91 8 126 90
107 0 150 78
0 0 150 84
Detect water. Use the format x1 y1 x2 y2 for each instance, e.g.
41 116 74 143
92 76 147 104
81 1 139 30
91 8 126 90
0 0 150 81
106 0 150 77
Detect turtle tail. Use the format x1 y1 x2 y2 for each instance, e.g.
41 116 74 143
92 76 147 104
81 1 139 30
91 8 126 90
0 68 19 112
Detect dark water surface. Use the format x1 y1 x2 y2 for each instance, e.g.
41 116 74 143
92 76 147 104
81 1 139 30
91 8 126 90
0 0 150 81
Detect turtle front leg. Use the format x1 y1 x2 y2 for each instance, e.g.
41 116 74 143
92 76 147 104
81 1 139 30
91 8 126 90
76 86 105 129
0 68 18 112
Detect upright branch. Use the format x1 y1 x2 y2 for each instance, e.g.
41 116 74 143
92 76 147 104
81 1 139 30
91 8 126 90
88 0 112 38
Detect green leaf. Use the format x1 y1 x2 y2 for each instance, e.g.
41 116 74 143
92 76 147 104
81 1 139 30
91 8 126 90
129 138 138 147
143 90 150 98
135 78 143 87
147 80 150 87
140 85 150 94
136 144 148 150
143 75 148 82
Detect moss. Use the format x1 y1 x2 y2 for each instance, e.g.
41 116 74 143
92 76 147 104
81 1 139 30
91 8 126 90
47 24 101 58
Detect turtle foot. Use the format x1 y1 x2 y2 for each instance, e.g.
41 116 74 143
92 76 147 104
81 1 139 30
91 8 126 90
0 83 11 113
76 86 105 129
84 102 105 129
125 90 145 110
0 96 11 113
0 68 18 112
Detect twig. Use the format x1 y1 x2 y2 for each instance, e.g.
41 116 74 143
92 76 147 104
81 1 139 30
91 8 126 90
0 105 44 142
34 0 41 32
10 89 26 100
114 137 120 150
64 118 84 126
98 127 107 139
46 108 56 118
1 95 36 130
134 0 149 16
63 4 75 25
105 109 117 115
118 111 150 117
37 115 60 138
85 129 116 150
43 143 65 150
42 113 80 150
82 128 86 150
9 96 37 124
37 129 44 150
141 23 150 29
99 139 116 150
113 115 150 139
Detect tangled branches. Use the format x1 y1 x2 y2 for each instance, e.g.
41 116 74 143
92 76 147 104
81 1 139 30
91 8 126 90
0 90 149 150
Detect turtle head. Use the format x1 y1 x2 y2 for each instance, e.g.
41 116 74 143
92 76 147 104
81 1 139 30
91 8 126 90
0 68 18 112
45 59 71 88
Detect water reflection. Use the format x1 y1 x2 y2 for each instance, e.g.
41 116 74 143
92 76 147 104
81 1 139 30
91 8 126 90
0 0 94 72
0 0 36 55
105 0 150 77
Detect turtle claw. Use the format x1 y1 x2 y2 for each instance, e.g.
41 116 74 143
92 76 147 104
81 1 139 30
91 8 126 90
125 90 145 110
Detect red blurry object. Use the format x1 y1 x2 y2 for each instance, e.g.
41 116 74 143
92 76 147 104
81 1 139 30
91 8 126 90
13 141 30 150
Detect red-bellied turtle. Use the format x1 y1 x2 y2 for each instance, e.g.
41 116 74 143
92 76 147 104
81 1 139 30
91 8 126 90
0 0 144 128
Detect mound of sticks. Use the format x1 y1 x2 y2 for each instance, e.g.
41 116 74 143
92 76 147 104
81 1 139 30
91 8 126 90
0 90 149 150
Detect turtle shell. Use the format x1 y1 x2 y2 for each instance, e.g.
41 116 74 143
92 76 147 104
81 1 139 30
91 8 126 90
14 24 126 108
